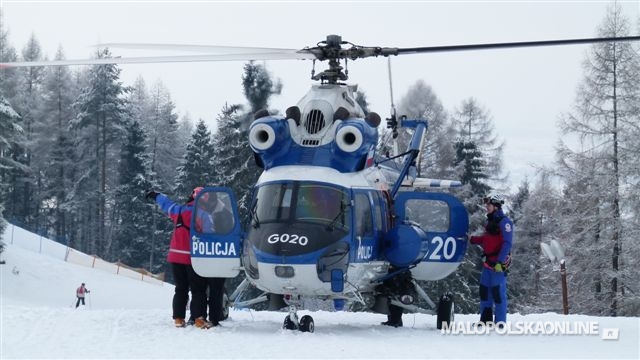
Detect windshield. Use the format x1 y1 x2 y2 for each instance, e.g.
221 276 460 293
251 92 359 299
253 182 350 230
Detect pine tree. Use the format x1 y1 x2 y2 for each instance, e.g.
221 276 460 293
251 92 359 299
508 171 563 313
175 119 216 198
0 92 22 233
556 4 640 316
452 98 504 199
146 81 182 194
0 10 19 101
212 62 281 222
37 46 77 243
71 48 128 256
112 120 156 268
397 80 456 180
242 61 282 114
5 33 45 226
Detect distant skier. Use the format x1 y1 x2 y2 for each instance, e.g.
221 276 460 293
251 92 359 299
146 187 212 329
75 283 90 308
469 194 513 325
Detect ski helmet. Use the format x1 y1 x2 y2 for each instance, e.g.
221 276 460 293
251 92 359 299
483 193 505 207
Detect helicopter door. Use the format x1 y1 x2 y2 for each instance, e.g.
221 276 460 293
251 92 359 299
393 192 469 280
352 191 376 262
190 187 242 278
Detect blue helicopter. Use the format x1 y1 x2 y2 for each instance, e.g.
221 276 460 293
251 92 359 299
188 35 471 332
179 34 640 332
5 34 639 333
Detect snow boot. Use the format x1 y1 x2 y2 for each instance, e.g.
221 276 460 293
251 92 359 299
194 317 213 329
174 318 186 328
477 308 494 326
381 304 403 327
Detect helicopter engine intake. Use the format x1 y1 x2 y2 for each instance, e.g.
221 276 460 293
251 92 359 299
335 125 363 153
249 123 276 151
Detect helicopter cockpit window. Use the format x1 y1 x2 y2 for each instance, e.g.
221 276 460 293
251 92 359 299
254 183 294 224
193 192 236 235
253 182 349 229
370 191 384 232
355 192 374 237
405 199 449 233
295 184 349 229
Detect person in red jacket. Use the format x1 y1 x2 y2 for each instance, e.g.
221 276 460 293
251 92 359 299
469 193 513 326
146 187 212 329
75 283 90 308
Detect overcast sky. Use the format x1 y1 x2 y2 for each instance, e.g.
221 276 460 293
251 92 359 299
2 1 639 190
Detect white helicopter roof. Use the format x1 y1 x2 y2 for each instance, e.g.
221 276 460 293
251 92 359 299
256 165 389 190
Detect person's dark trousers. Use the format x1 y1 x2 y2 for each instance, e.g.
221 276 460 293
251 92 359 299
207 277 226 324
387 303 403 325
75 297 85 308
172 263 208 320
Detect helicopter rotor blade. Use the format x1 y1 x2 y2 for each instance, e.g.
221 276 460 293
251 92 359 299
97 43 302 54
396 36 640 56
0 50 317 68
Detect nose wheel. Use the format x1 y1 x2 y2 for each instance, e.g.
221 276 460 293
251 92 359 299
282 304 315 332
282 314 315 333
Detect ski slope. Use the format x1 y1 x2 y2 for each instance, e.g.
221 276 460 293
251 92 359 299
1 227 638 359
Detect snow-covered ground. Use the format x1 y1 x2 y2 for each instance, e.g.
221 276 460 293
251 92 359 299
1 227 639 359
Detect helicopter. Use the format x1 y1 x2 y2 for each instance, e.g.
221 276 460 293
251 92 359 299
3 33 639 333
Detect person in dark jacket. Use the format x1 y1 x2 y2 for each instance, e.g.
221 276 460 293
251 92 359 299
146 187 212 329
469 193 513 325
75 283 90 308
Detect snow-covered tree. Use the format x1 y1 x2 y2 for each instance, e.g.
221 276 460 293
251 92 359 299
36 46 78 242
212 62 281 221
397 80 456 180
452 98 505 200
0 10 19 101
175 119 216 199
508 170 563 313
556 4 640 316
4 33 45 226
0 92 22 233
71 48 128 256
112 120 156 269
242 61 282 115
145 81 182 194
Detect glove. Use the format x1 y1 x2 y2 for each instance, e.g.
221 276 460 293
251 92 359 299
494 263 504 272
145 190 159 201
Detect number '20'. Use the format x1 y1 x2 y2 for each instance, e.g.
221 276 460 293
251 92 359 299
428 236 456 260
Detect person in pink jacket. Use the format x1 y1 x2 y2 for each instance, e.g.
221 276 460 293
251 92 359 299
75 283 90 308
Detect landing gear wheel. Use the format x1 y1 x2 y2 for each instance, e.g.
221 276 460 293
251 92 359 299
283 315 297 330
299 315 314 333
436 293 454 330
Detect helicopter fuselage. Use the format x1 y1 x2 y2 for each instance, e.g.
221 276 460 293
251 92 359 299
243 165 391 297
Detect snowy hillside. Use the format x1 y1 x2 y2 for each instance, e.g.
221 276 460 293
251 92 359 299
1 228 639 359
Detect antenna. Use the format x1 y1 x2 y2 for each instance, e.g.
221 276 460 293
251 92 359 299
387 57 396 119
385 58 399 143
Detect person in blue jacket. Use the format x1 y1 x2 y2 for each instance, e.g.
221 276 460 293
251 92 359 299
469 193 513 325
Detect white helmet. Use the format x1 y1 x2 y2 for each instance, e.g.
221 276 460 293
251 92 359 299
483 193 505 207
